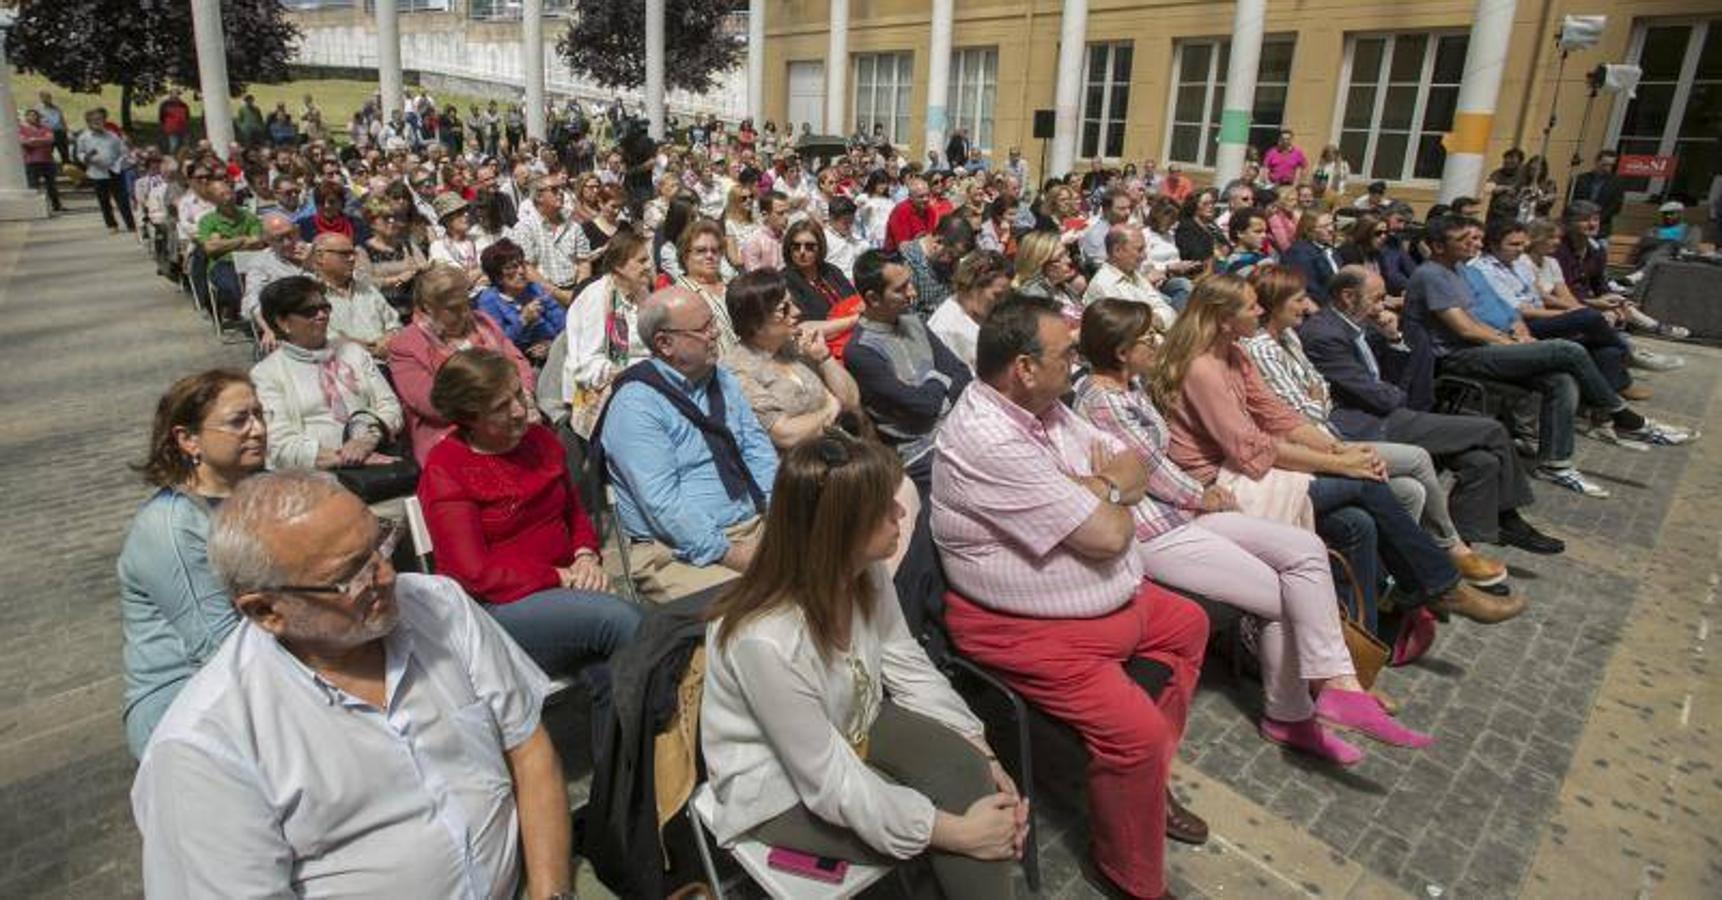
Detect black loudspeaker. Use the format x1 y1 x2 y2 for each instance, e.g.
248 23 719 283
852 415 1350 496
1032 110 1055 140
1640 257 1722 341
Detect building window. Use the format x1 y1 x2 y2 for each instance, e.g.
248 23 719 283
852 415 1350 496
1336 32 1468 182
364 0 450 12
1165 37 1296 168
1609 19 1721 200
948 47 999 153
1081 42 1133 160
467 0 571 20
855 52 913 146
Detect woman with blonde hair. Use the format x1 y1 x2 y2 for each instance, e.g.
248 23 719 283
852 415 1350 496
702 431 1026 899
1152 275 1524 633
1011 230 1085 328
721 183 759 271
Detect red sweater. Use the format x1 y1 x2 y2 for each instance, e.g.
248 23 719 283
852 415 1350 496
884 199 940 252
417 424 600 604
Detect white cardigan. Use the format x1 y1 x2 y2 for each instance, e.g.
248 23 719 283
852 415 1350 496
252 341 404 471
699 564 986 859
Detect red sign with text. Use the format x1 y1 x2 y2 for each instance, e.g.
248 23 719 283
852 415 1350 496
1618 155 1677 179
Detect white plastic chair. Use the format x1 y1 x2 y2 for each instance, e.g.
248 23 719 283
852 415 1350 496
402 496 573 701
686 783 898 900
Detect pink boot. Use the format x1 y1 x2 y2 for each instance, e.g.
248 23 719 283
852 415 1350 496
1260 717 1364 766
1316 688 1434 748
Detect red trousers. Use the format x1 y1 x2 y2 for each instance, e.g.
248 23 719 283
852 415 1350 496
944 581 1208 898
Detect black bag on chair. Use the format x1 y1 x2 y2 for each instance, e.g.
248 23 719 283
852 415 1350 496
333 456 419 504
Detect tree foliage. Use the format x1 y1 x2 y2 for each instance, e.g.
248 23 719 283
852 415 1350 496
5 0 300 127
558 0 743 96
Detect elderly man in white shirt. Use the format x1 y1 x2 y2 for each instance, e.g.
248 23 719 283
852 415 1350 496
132 472 572 900
310 232 402 358
241 213 313 351
1083 224 1177 330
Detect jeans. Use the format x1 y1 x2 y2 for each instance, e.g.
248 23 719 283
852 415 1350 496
483 588 642 678
1526 308 1632 391
1309 475 1460 602
1438 340 1622 468
1314 504 1382 634
1161 276 1194 311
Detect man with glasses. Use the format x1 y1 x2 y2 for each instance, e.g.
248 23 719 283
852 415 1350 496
241 214 313 352
899 214 976 317
930 295 1209 900
311 233 401 359
505 172 589 306
845 250 971 495
133 472 574 900
594 287 778 602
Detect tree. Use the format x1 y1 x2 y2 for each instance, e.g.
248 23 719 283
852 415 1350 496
557 0 743 96
4 0 300 133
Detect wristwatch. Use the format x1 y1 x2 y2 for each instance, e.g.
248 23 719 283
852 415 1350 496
1099 474 1124 505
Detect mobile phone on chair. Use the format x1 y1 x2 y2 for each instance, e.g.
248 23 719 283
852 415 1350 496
766 847 849 884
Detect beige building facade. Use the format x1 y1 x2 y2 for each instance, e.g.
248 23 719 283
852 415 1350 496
760 0 1720 212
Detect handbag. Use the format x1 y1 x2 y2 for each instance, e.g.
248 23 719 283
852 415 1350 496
1328 550 1389 690
332 429 419 503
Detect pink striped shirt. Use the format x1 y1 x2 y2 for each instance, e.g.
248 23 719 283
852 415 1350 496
931 382 1144 618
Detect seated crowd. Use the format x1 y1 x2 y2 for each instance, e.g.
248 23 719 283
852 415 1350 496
116 115 1709 899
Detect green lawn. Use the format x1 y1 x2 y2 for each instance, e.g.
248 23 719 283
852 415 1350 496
9 70 494 146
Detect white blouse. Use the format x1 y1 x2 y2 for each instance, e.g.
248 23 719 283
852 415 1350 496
700 563 985 859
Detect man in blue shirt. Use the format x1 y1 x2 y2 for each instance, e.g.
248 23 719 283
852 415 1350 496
597 287 779 603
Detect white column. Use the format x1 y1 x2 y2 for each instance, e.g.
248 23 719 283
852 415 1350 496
190 0 234 157
645 0 666 140
0 23 48 220
747 0 766 123
1438 0 1518 203
1213 0 1265 187
826 0 849 135
375 0 403 121
523 0 545 140
924 0 954 164
1048 0 1088 177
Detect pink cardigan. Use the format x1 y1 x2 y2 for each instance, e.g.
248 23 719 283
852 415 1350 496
1163 344 1307 484
386 312 536 463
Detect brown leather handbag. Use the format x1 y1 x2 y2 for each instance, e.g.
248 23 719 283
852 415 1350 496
1329 550 1389 690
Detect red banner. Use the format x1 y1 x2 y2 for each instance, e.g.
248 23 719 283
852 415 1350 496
1618 154 1677 179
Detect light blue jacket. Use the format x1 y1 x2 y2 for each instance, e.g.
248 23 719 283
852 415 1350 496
117 489 239 757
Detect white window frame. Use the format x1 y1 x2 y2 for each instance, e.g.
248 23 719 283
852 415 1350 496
1081 42 1134 161
854 52 914 148
1161 36 1297 170
948 47 999 154
1331 31 1468 185
1604 17 1719 201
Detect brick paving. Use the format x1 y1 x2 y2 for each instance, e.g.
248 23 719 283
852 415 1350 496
0 196 1716 898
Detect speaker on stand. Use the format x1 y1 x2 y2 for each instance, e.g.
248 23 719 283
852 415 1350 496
1033 109 1055 185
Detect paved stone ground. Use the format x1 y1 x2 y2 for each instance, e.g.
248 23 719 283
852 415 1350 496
2 196 1718 899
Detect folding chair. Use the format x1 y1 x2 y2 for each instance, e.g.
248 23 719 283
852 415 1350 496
402 495 574 702
686 783 905 900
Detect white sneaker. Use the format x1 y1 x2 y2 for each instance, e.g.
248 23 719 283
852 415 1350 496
1535 466 1611 498
1631 348 1686 371
1618 421 1698 446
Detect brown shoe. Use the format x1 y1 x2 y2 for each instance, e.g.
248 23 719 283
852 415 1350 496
1434 582 1527 624
1452 551 1507 587
1166 789 1209 845
1619 383 1654 401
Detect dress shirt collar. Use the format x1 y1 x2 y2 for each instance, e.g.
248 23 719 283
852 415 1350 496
648 356 714 396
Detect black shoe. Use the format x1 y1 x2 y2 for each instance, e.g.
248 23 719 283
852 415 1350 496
1499 516 1565 554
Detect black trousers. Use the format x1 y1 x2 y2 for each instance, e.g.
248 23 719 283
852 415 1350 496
25 162 61 211
90 177 135 230
1381 407 1534 544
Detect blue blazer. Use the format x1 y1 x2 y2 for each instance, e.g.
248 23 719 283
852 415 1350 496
1282 240 1338 304
1297 306 1420 439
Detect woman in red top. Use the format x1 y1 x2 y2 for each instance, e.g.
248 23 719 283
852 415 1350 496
417 348 641 676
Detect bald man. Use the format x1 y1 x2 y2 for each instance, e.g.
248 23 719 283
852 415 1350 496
311 232 401 358
592 287 779 602
241 213 313 351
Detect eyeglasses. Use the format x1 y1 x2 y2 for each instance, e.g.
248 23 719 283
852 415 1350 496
318 248 356 257
771 300 798 320
290 302 333 318
203 408 266 435
663 317 718 338
270 520 401 601
1133 330 1166 348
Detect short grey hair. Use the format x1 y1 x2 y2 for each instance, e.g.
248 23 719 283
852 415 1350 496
1105 224 1140 257
636 286 696 354
208 471 347 596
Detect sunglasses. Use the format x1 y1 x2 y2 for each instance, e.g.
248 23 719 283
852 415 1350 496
290 302 333 318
